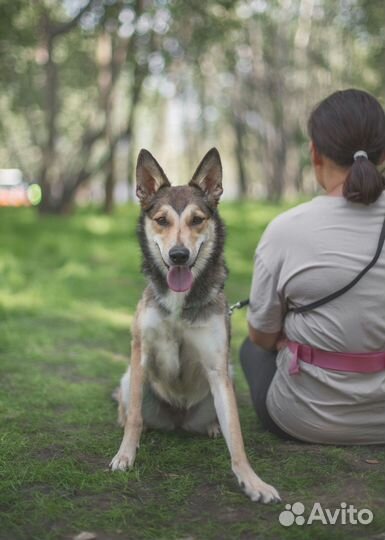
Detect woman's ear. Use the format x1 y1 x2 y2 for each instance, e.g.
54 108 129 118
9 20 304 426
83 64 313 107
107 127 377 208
310 141 323 166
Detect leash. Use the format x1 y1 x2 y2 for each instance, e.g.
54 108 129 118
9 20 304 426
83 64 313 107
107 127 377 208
288 213 385 313
229 212 385 317
228 298 249 316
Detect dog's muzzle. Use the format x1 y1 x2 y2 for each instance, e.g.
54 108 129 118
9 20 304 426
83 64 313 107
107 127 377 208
155 241 205 293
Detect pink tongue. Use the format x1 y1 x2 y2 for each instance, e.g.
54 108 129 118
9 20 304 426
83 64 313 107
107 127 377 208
167 266 193 292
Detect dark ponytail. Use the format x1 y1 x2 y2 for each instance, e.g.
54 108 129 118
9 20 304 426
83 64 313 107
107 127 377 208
343 155 385 205
308 89 385 205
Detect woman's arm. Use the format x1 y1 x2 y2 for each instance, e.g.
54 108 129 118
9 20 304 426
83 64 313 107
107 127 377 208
247 226 286 352
248 322 283 352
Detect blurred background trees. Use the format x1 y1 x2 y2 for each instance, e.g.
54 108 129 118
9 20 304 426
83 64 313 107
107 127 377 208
0 0 383 213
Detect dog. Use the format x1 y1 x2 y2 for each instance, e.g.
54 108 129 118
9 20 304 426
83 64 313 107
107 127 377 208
109 148 280 503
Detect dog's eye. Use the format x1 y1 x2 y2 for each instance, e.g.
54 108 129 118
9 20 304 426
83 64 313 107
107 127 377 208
154 216 168 226
192 216 204 226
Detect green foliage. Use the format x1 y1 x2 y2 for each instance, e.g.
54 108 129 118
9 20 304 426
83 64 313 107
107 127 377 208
2 0 385 208
1 203 384 540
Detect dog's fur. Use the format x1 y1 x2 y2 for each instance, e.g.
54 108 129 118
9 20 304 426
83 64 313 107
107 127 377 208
110 148 280 503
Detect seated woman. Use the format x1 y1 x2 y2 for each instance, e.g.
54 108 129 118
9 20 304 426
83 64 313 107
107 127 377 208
241 88 385 444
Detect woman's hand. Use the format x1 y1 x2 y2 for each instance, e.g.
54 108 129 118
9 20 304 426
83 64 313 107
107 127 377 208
276 334 288 351
248 323 284 352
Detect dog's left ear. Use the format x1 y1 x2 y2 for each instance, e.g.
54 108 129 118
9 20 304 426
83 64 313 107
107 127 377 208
136 149 171 207
189 148 223 206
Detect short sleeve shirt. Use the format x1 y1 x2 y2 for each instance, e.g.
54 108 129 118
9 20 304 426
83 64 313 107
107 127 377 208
247 193 385 444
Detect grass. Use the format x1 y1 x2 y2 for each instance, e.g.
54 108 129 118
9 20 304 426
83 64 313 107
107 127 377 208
0 201 384 540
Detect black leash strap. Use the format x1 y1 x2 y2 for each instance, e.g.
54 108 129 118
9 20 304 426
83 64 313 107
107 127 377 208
230 213 385 316
288 214 385 314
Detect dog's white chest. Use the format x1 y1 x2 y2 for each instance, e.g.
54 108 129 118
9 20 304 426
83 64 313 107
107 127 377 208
139 303 227 407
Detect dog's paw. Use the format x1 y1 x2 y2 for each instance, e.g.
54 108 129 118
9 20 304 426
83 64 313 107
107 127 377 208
207 421 221 438
240 477 281 504
109 450 136 472
234 466 280 503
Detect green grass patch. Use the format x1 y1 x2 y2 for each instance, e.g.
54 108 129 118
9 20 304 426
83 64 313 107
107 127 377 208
0 202 384 540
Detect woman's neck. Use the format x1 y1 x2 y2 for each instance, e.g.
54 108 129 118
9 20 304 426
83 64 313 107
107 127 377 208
326 182 344 197
316 159 349 197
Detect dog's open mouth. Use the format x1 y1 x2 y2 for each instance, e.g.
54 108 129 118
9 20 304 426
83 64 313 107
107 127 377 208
167 266 193 293
156 241 205 293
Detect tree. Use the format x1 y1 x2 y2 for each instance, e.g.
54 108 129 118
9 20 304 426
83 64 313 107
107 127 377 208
0 0 384 210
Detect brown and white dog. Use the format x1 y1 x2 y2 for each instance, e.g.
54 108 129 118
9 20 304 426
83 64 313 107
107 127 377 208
110 148 280 503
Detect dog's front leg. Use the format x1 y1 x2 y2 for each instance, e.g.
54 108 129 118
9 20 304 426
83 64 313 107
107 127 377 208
110 338 144 471
207 368 280 503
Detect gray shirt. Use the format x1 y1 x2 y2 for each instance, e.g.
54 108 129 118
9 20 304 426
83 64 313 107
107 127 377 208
247 193 385 444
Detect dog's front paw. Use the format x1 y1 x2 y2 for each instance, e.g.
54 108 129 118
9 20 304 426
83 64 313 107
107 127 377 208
109 449 136 471
241 477 280 503
234 466 280 503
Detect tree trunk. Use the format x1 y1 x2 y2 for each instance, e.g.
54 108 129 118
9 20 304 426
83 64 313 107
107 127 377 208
233 117 248 197
38 29 59 214
125 63 145 198
97 31 116 213
103 158 115 213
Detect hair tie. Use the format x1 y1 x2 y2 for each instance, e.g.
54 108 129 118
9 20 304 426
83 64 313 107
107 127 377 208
353 150 368 160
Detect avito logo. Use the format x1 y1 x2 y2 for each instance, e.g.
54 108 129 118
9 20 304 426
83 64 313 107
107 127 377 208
279 502 374 527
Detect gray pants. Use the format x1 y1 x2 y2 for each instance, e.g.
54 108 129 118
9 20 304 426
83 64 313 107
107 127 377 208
240 338 296 441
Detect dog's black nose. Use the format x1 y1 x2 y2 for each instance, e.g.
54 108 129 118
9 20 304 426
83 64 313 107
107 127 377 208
169 246 190 265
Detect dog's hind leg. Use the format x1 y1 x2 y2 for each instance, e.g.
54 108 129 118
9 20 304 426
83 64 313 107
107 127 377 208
119 369 177 432
111 385 126 426
141 385 179 432
182 392 220 436
207 421 221 438
115 369 130 427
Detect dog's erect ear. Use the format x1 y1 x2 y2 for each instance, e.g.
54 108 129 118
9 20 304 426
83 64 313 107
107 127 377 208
189 148 223 205
136 149 171 206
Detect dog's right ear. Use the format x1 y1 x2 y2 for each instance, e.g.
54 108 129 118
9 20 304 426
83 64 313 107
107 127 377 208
136 149 171 207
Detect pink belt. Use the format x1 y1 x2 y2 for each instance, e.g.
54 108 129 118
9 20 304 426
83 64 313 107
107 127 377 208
286 340 385 375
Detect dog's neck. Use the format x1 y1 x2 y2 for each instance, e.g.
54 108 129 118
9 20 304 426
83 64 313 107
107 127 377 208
157 289 189 317
154 284 223 317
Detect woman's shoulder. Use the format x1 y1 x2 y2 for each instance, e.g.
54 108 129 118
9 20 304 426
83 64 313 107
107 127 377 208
256 199 321 265
267 192 385 238
263 198 322 240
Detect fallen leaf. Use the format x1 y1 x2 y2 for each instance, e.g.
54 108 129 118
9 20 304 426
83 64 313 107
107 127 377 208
365 459 380 465
74 532 97 540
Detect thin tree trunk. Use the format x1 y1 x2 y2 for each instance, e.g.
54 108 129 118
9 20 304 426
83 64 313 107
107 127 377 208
125 62 145 199
104 159 115 213
97 31 116 213
233 116 248 197
39 31 58 214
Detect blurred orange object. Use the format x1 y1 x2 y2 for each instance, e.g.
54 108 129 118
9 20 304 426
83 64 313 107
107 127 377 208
0 169 31 207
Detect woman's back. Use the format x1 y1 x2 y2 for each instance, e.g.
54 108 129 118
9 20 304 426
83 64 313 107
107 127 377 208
247 194 385 444
255 192 385 352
